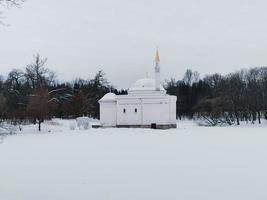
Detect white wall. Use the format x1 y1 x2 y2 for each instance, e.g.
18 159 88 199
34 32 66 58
99 102 116 126
100 94 177 127
142 98 170 125
116 99 142 125
116 96 177 126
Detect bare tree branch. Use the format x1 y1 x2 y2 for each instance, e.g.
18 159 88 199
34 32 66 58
0 0 25 25
0 0 25 8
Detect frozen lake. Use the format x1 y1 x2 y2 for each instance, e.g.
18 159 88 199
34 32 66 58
1 119 267 200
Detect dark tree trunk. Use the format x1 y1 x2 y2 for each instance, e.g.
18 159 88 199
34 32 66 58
38 120 41 131
258 111 261 124
253 112 257 123
236 115 240 125
234 110 240 125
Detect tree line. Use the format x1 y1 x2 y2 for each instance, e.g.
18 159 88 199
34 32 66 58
165 68 267 126
1 54 267 129
0 54 126 131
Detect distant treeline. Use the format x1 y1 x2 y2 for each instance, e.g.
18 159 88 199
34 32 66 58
0 54 267 129
165 68 267 126
0 54 126 130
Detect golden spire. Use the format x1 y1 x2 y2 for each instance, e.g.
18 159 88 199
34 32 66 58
155 48 160 63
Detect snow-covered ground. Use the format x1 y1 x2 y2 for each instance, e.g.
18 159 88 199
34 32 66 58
1 119 267 200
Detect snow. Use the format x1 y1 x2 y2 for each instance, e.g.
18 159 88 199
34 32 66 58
129 78 165 91
1 119 267 200
76 117 91 130
0 127 9 135
99 92 116 102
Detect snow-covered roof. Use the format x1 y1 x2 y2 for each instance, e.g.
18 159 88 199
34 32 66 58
129 78 165 92
99 92 116 102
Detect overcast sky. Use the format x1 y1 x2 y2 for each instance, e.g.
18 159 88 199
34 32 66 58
1 0 267 88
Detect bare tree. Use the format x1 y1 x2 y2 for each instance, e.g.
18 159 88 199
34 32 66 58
259 67 267 119
0 93 7 120
183 69 200 86
0 0 25 24
6 68 25 88
0 0 24 6
194 97 234 126
27 88 58 131
62 90 89 118
25 54 56 89
225 72 246 125
183 69 193 86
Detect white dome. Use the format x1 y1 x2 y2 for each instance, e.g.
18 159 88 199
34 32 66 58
129 78 165 91
99 92 116 102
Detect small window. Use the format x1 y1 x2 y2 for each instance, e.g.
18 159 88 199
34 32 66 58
123 108 126 113
134 108 137 113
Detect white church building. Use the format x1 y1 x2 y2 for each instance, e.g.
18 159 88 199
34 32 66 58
98 50 177 129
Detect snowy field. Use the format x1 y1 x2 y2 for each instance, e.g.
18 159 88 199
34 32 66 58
1 119 267 200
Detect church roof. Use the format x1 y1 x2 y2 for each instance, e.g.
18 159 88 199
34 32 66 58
129 78 165 92
99 92 116 102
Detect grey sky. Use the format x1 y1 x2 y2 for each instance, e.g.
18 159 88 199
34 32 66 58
1 0 267 89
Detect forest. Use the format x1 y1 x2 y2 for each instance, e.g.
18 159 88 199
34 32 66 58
0 54 267 129
166 67 267 125
0 54 126 131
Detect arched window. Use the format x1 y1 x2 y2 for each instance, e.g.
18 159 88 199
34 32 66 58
134 108 137 113
123 108 126 113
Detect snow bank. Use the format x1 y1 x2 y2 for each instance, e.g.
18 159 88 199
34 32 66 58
76 117 91 130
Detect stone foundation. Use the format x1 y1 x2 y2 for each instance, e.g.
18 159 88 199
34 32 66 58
92 124 177 129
